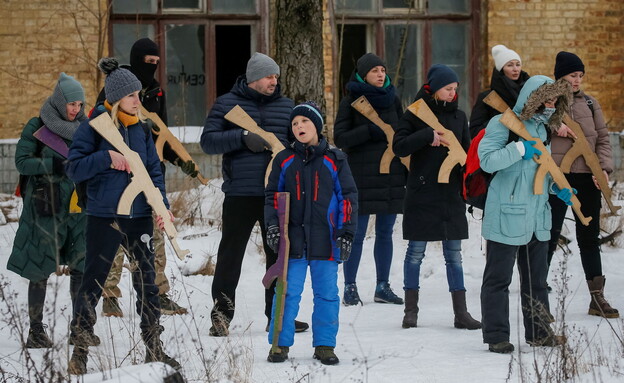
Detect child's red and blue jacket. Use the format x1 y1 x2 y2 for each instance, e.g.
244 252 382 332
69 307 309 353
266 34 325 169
265 138 358 262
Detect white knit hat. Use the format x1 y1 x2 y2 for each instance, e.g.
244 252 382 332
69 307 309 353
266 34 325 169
491 45 521 71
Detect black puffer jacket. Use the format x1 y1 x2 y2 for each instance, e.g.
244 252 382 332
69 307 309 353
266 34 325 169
201 75 294 196
334 81 406 215
469 68 529 138
393 86 470 241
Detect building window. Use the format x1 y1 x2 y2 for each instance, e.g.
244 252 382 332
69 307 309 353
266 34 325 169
109 0 262 127
336 0 478 114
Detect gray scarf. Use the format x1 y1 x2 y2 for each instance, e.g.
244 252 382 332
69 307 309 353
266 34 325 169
39 83 86 140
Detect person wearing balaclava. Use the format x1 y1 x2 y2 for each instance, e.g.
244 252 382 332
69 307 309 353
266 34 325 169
393 64 481 332
66 58 180 374
8 72 87 350
96 38 191 319
478 75 574 354
469 44 530 138
200 52 309 337
547 51 618 319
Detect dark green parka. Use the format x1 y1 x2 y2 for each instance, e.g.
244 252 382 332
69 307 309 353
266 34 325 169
8 117 86 282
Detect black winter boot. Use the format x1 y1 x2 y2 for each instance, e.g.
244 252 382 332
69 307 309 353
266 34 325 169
451 290 481 330
143 325 181 371
402 289 419 328
267 346 289 363
587 276 619 318
26 324 53 348
313 346 339 365
67 346 89 375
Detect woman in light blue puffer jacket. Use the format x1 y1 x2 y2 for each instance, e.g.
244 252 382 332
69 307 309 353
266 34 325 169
478 75 573 354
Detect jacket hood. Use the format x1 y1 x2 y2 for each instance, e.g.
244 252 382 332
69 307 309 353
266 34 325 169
514 75 572 130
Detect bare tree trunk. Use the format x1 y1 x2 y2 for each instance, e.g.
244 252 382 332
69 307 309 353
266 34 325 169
274 0 325 109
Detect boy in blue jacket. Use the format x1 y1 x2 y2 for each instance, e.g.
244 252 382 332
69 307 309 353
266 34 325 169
264 101 358 365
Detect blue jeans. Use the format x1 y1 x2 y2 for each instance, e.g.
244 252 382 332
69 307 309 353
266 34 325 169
343 214 396 284
269 258 339 347
403 240 465 292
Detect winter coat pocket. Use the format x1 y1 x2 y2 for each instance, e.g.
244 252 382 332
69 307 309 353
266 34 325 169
33 180 61 217
500 204 526 238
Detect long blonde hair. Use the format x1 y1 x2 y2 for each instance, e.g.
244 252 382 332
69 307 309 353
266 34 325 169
110 100 145 128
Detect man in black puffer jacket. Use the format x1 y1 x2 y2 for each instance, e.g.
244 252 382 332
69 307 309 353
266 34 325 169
201 52 308 336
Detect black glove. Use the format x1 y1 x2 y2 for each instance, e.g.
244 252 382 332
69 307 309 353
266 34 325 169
145 118 159 133
368 124 387 142
336 233 353 261
175 158 198 178
52 157 65 175
242 131 270 153
266 225 280 253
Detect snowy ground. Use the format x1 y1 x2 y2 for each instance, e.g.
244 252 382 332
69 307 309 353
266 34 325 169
0 180 623 382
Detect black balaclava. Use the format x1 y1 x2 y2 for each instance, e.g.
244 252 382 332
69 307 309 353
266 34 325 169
130 38 159 88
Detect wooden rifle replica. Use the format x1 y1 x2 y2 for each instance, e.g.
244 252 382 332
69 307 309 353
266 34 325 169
140 105 209 185
498 109 592 226
89 113 191 259
351 96 410 173
406 99 466 183
484 91 619 215
261 192 290 357
224 105 286 185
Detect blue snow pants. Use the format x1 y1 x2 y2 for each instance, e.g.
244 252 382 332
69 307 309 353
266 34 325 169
268 258 339 347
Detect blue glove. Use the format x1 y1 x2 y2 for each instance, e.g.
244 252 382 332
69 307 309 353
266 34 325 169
522 140 542 160
553 184 577 206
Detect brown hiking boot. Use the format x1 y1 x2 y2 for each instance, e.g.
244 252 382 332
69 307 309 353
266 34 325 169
102 297 123 317
26 324 53 348
313 346 339 365
143 325 181 371
67 347 88 375
267 346 289 363
488 341 514 354
69 328 100 347
209 317 230 337
159 294 188 315
587 276 619 318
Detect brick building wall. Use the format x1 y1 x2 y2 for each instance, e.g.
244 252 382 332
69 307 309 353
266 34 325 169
0 0 107 139
485 0 624 131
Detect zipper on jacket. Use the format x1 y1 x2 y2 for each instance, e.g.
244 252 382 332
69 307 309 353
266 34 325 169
123 125 134 218
314 171 319 201
296 171 301 200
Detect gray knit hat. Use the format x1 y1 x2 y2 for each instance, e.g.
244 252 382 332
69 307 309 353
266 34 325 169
57 72 85 103
246 52 280 83
98 57 142 104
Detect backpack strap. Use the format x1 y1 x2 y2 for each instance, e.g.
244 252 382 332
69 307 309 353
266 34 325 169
583 95 595 117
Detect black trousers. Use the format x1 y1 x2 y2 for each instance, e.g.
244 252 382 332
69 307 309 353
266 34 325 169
547 173 602 280
28 269 82 327
481 237 551 344
211 196 278 324
71 216 159 333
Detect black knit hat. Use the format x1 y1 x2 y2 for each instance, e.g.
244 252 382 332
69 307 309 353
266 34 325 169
554 51 585 80
356 53 386 78
427 64 459 93
289 101 324 139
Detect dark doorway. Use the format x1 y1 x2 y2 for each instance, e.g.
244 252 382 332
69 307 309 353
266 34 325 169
215 25 251 97
338 24 367 100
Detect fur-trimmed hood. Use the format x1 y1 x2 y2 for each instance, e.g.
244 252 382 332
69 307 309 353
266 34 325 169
514 75 572 130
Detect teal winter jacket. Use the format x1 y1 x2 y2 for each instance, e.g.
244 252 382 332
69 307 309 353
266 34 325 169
478 76 557 246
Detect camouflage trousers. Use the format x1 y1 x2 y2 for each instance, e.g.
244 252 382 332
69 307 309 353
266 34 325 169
102 221 169 298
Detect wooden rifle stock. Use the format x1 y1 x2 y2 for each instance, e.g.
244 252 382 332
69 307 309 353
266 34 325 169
140 105 208 185
224 105 286 185
261 192 290 355
89 113 191 259
406 99 466 183
485 91 619 215
350 96 410 173
498 109 591 226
